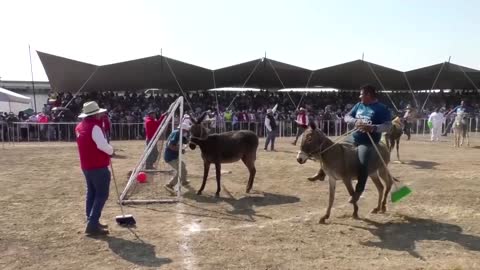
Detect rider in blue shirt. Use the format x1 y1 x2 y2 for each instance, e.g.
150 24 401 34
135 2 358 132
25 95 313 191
443 100 471 136
344 85 392 204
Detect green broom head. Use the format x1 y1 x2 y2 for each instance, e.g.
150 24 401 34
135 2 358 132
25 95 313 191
391 185 412 203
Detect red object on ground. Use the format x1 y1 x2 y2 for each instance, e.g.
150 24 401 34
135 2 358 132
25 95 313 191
137 172 147 183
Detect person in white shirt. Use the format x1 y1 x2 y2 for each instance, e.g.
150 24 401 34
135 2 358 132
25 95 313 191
428 108 445 142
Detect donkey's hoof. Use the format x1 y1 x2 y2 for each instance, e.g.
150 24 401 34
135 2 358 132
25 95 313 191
246 188 251 193
319 217 327 224
381 206 387 213
214 193 220 198
371 208 380 214
353 213 360 220
196 191 202 195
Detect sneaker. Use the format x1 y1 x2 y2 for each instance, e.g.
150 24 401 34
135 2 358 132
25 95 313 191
164 184 175 193
85 226 109 236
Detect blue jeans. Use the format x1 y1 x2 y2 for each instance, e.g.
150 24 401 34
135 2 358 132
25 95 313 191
356 144 374 194
83 167 111 227
264 130 276 150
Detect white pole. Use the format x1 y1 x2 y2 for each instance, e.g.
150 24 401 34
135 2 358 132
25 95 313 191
177 97 184 199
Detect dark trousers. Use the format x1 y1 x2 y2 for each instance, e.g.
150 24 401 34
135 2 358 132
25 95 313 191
355 144 374 195
403 122 412 140
264 130 276 150
293 125 306 144
83 167 111 228
145 139 159 169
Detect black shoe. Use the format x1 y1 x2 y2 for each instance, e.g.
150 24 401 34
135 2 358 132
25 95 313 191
99 223 108 229
85 226 109 236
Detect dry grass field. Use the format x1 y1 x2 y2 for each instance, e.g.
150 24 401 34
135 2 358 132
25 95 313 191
1 135 480 270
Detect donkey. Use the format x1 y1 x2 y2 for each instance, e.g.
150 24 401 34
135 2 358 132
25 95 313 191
296 123 397 224
453 112 469 147
384 117 403 161
188 113 259 197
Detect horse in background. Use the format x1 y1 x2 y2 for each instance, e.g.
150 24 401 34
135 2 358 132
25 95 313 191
384 116 403 161
453 112 469 147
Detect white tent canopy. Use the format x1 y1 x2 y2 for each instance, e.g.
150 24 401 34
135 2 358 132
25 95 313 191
0 87 32 113
0 87 31 104
278 88 339 92
208 87 261 92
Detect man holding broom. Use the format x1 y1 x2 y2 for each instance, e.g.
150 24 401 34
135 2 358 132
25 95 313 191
344 85 392 204
75 101 114 236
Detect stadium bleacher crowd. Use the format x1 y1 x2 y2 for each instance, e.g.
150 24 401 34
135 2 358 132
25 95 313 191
1 89 479 141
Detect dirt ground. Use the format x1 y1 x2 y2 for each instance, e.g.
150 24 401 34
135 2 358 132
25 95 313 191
1 134 480 270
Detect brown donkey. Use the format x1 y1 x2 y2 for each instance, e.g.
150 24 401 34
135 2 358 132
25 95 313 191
189 113 259 197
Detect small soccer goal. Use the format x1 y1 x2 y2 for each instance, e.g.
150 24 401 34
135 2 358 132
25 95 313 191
119 96 186 204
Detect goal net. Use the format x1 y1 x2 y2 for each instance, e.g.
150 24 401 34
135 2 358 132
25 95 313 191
119 96 186 204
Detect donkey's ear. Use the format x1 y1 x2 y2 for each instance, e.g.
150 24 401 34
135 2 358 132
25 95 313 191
309 122 317 130
198 112 207 123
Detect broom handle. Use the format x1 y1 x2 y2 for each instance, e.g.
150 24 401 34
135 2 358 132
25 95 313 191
365 132 399 188
110 162 126 216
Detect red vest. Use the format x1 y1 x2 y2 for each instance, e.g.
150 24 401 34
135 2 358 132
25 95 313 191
75 118 110 170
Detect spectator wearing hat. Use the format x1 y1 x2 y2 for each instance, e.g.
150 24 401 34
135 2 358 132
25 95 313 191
264 108 277 151
75 101 113 236
144 110 167 169
402 104 416 140
164 123 191 192
292 107 308 145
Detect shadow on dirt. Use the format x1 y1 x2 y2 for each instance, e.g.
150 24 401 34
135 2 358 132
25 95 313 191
94 235 172 268
350 214 480 260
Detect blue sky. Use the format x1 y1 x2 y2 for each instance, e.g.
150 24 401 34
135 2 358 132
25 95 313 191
1 0 479 81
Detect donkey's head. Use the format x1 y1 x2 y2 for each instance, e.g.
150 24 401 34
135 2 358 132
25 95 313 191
189 112 209 150
296 122 328 164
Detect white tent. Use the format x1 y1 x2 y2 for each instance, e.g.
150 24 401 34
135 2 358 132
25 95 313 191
0 87 31 112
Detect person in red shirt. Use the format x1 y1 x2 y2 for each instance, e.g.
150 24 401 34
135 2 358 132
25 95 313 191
100 113 112 142
144 110 167 169
292 107 308 145
75 101 114 236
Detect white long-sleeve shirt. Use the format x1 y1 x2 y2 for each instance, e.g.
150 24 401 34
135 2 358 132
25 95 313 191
428 112 445 125
265 116 272 132
92 125 114 155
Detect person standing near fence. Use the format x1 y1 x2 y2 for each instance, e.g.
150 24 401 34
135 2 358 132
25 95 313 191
428 108 445 142
75 101 113 236
101 113 112 142
402 104 416 141
144 110 167 170
264 108 277 151
292 107 308 146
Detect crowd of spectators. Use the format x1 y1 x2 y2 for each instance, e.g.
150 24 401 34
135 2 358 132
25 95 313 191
1 89 479 141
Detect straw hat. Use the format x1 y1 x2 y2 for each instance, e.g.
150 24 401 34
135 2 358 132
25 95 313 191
78 101 107 118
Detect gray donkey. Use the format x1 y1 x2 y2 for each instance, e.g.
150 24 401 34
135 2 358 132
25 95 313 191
296 123 398 224
189 113 259 197
453 112 469 147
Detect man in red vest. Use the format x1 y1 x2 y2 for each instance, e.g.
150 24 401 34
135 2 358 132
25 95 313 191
75 101 114 236
144 110 168 169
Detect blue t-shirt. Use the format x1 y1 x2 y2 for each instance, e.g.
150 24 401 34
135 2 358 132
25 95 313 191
164 130 189 162
348 102 391 145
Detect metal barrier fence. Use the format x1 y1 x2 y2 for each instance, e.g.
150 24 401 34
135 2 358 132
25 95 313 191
1 118 479 143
